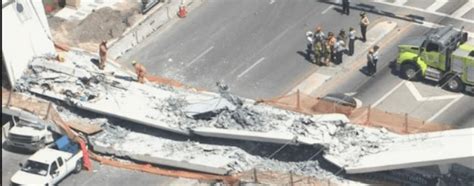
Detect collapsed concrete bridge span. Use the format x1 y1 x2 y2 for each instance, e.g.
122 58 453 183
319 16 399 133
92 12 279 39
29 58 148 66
5 50 472 184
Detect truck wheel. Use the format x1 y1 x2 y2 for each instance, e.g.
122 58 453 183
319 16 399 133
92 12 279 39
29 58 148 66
401 63 420 81
444 76 464 92
73 159 83 173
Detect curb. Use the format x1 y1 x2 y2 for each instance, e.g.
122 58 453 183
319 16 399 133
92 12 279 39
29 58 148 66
108 0 206 61
289 20 398 97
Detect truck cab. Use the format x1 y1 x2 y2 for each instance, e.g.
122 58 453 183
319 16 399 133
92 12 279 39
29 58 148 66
396 25 474 94
2 108 56 151
10 136 83 186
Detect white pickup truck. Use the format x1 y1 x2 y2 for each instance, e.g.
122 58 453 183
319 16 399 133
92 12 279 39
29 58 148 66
2 107 59 151
10 136 83 186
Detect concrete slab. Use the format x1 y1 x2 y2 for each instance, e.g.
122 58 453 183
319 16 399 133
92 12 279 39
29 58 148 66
340 128 474 174
183 98 236 119
29 87 67 101
192 127 297 145
78 101 191 136
91 141 230 175
296 136 325 146
311 113 350 123
31 59 91 79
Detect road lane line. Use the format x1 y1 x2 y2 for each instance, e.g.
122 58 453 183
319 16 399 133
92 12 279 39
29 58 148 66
414 21 474 40
405 81 424 101
371 80 405 108
394 0 408 6
405 81 463 101
237 57 265 79
424 94 463 101
427 95 463 122
186 46 214 67
373 0 474 24
451 1 474 18
426 0 448 12
322 5 334 14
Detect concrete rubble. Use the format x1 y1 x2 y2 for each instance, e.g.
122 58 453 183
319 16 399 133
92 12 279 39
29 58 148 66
14 51 405 180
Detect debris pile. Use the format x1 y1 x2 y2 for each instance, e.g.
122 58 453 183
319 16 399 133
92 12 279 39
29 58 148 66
88 121 338 179
48 2 141 50
15 52 402 180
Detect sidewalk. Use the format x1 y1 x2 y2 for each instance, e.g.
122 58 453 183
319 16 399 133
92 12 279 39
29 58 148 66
108 0 206 61
288 20 398 97
50 0 205 60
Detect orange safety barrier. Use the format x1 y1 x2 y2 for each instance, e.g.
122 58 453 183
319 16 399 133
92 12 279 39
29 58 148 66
88 151 239 184
78 140 92 171
259 91 452 134
177 4 187 18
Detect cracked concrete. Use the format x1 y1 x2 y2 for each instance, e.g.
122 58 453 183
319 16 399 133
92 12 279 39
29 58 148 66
14 50 405 182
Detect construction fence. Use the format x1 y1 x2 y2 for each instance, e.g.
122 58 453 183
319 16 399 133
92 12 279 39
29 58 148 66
260 91 451 134
239 169 336 186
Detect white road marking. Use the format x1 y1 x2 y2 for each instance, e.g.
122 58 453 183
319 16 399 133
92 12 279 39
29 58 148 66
427 95 463 122
371 80 405 108
415 21 474 39
237 57 265 78
405 81 463 101
322 5 334 14
405 81 424 101
373 0 474 24
451 0 474 18
393 0 408 6
269 0 275 5
185 46 214 67
426 0 448 12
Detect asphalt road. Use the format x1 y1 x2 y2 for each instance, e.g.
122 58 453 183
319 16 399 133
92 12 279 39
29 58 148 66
119 0 369 99
120 0 473 128
320 1 474 128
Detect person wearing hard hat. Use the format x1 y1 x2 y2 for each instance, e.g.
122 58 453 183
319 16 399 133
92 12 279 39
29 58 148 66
313 27 326 65
98 40 108 70
132 60 147 84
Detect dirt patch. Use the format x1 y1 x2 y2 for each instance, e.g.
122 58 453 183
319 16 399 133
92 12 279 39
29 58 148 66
49 1 141 52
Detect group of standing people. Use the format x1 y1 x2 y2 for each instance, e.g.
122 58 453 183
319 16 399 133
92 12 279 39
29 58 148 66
306 24 358 66
306 11 379 75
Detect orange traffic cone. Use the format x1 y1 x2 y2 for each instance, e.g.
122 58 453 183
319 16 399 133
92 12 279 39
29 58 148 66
177 3 187 18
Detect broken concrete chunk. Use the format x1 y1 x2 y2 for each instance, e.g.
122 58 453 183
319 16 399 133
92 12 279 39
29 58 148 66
183 98 236 120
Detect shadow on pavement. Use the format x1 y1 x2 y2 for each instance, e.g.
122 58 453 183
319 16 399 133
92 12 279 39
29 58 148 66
297 50 317 64
317 0 425 23
359 66 372 77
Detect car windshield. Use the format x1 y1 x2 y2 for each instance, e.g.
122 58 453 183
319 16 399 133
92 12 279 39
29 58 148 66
21 160 49 176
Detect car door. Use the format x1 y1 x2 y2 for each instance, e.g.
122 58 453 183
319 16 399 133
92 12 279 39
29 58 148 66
49 161 61 184
55 157 68 182
422 42 441 68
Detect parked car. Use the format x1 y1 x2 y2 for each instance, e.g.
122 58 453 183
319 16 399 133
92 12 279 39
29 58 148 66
319 93 362 108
